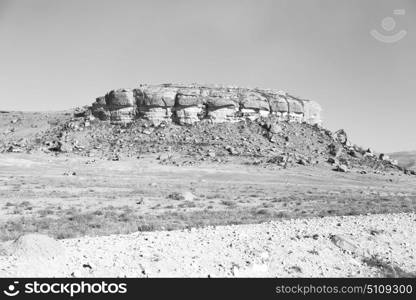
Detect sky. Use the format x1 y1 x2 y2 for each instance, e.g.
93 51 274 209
0 0 415 152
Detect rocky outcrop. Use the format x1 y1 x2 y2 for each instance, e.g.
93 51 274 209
135 85 177 125
91 96 110 121
205 88 239 123
90 84 322 125
239 91 270 120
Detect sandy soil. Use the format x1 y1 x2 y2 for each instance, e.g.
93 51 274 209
0 212 415 277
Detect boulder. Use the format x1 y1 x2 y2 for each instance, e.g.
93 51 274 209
287 96 304 122
330 234 358 253
174 88 204 125
91 97 110 121
105 89 135 108
328 143 342 157
334 129 348 145
205 89 239 123
105 89 136 124
94 96 107 107
327 157 337 164
334 164 348 172
175 88 203 107
74 106 89 118
135 87 177 125
92 108 110 121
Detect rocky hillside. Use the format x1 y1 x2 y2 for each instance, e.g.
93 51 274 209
89 84 322 125
389 151 416 170
1 213 415 277
0 110 412 176
0 83 413 175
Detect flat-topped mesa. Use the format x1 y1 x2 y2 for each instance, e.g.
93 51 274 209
90 84 322 126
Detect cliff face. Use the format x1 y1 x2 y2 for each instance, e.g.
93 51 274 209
90 84 322 126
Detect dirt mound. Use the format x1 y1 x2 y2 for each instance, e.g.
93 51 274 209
2 213 415 277
0 234 71 277
6 234 64 259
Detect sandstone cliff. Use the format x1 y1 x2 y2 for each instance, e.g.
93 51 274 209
90 84 322 125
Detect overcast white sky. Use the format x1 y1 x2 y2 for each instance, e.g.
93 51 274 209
0 0 415 152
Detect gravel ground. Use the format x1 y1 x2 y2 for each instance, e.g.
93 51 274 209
1 212 415 277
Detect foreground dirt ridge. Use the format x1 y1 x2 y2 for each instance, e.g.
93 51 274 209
0 213 415 277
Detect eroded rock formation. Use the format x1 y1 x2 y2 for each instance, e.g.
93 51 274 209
90 84 322 125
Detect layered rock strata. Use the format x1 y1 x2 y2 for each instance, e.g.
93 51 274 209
90 84 322 125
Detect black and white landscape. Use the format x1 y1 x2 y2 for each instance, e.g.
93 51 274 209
0 0 415 278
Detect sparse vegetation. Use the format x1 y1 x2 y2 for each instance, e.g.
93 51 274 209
221 200 236 207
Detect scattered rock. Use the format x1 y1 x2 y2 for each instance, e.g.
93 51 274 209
327 157 337 164
207 151 216 158
74 107 89 118
333 129 347 145
328 143 341 157
63 171 77 176
45 141 62 152
225 145 238 155
82 263 93 269
334 164 348 172
348 149 359 158
157 153 172 161
142 129 153 135
297 158 307 165
6 145 23 153
330 234 358 254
